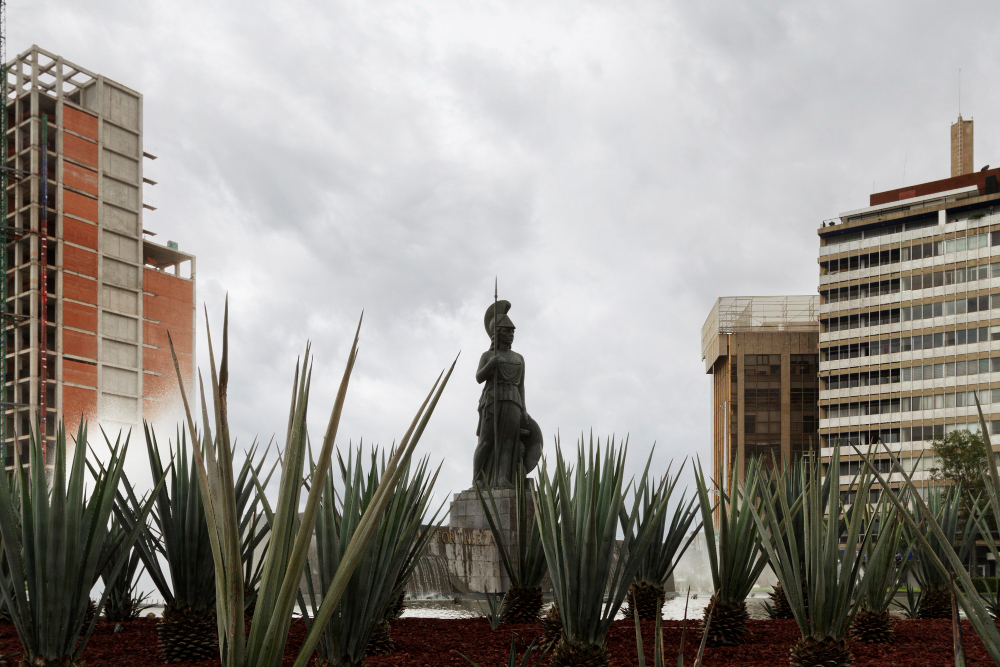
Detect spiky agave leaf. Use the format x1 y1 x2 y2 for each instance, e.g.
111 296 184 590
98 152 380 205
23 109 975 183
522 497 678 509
297 445 443 665
101 517 153 622
749 447 879 665
754 457 830 621
533 434 670 663
909 486 975 618
476 461 547 622
693 457 767 645
0 422 163 665
234 438 275 614
850 500 913 643
170 301 456 667
628 461 701 621
850 399 1000 665
106 425 214 612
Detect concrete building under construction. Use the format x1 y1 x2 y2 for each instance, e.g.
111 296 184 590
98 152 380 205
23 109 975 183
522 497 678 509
702 296 820 487
2 45 195 463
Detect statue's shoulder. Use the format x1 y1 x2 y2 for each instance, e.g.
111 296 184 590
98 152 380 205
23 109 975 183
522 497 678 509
512 351 525 364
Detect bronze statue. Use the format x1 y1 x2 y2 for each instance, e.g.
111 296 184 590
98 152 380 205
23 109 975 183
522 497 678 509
473 299 542 488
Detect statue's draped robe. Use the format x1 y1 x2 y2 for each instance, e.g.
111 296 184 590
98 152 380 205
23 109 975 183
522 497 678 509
474 350 524 488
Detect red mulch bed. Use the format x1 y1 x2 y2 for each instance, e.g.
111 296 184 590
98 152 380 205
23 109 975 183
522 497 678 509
0 617 990 666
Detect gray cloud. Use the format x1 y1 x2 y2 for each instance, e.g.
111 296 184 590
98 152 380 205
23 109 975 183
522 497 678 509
13 0 1000 503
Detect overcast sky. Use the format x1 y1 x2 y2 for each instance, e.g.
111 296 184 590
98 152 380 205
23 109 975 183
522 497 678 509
13 1 1000 504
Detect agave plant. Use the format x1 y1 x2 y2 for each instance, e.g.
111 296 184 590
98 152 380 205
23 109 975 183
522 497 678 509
624 463 701 621
460 636 551 667
693 458 767 646
893 583 921 619
476 462 547 623
852 411 1000 665
850 502 913 644
297 445 443 666
749 447 881 667
114 425 218 661
755 458 824 621
909 486 975 619
0 422 162 667
170 303 455 667
533 435 670 667
970 496 1000 620
109 419 272 661
237 440 274 618
477 591 504 631
101 517 153 622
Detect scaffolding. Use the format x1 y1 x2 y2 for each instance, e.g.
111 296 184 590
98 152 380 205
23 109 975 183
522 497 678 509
702 295 818 369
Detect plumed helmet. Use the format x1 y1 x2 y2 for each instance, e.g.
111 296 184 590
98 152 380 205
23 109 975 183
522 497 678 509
484 300 515 336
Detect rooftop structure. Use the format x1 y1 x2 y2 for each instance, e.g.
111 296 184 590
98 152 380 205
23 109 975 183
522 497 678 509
952 115 974 177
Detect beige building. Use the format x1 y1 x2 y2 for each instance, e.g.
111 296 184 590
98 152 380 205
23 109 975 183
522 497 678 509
702 296 820 487
818 120 1000 495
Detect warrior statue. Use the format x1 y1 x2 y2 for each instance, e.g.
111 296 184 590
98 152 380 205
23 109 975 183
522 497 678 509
473 299 542 488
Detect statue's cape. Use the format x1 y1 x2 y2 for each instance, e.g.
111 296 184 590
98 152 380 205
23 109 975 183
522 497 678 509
522 415 543 474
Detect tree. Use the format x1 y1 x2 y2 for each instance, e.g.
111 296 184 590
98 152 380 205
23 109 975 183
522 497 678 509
929 429 991 575
929 430 990 515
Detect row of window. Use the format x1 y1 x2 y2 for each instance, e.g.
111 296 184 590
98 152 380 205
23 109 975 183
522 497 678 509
823 279 899 304
821 262 1000 305
820 230 999 275
839 459 892 476
824 421 999 446
823 369 899 389
824 296 1000 333
823 330 1000 360
824 308 899 331
902 358 997 380
903 294 999 319
902 263 998 291
824 388 999 419
824 356 1000 389
824 217 938 247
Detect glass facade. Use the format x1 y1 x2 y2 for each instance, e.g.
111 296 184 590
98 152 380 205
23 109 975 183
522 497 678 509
790 354 819 458
743 354 781 460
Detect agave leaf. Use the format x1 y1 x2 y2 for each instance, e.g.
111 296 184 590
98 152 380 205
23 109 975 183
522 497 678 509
748 448 877 642
632 460 702 597
172 302 456 667
534 435 670 650
297 444 445 663
693 457 767 607
856 499 913 616
293 356 457 667
475 460 547 594
851 423 1000 664
0 422 165 664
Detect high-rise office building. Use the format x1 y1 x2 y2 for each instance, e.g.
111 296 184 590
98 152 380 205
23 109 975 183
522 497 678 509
3 45 195 463
818 120 1000 494
702 296 820 487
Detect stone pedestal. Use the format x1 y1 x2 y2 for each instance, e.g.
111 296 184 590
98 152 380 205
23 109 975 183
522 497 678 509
413 486 532 596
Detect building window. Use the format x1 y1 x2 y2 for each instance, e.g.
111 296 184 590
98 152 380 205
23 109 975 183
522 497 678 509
744 354 781 461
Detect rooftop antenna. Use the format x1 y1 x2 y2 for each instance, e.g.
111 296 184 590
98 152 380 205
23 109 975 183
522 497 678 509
902 146 908 186
959 68 962 117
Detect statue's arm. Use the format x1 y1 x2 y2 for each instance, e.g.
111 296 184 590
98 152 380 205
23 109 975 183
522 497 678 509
475 351 495 384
